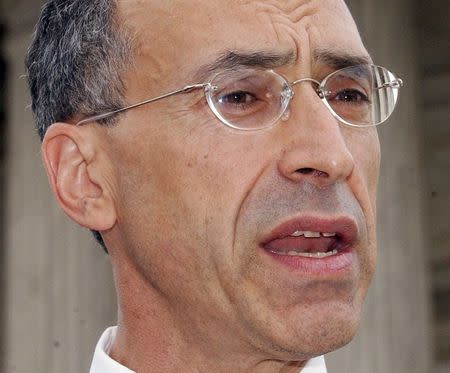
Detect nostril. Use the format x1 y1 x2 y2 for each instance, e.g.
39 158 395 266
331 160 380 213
296 168 329 178
297 168 314 175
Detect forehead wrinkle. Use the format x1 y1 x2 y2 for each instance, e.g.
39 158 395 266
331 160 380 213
188 2 325 82
241 0 314 13
119 0 367 90
280 0 317 24
242 0 317 23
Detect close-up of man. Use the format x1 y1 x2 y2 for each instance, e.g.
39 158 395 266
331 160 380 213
25 0 405 372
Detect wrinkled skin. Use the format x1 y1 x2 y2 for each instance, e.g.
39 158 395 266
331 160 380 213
45 1 380 372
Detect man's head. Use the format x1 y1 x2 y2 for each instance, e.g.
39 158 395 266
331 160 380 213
27 0 390 369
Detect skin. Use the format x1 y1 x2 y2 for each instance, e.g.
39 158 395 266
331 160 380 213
42 0 380 372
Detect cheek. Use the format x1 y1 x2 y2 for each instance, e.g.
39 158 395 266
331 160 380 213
350 130 379 284
342 128 379 274
345 127 380 200
177 135 265 254
363 130 381 201
111 117 265 263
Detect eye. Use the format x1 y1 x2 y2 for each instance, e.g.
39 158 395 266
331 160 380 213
332 89 370 104
218 90 257 106
209 70 283 127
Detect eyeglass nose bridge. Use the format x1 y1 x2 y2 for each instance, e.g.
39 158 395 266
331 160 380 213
289 77 328 99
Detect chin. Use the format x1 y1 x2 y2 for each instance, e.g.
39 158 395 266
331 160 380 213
253 302 363 360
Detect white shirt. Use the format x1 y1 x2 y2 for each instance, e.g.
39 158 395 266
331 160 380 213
90 327 327 373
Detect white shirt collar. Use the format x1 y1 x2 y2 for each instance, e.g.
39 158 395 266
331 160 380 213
90 327 327 373
90 327 134 373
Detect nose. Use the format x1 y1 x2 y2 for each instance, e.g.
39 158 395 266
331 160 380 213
277 84 355 187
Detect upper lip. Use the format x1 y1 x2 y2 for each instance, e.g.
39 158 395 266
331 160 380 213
260 215 359 249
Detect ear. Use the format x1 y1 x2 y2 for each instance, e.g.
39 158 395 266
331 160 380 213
41 122 117 231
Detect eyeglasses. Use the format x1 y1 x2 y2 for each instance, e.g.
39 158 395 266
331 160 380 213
76 64 403 130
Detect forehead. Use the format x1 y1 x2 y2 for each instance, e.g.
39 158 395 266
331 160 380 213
119 0 367 84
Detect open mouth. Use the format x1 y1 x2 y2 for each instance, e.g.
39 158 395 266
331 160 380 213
260 216 357 260
265 230 341 258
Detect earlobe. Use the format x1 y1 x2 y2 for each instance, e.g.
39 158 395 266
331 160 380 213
42 122 117 231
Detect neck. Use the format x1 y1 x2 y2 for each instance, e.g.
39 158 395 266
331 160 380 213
108 251 308 373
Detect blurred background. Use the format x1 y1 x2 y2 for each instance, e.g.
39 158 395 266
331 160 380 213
0 0 448 372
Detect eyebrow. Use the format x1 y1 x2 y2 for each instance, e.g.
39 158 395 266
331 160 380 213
192 48 372 82
314 49 373 70
193 50 297 81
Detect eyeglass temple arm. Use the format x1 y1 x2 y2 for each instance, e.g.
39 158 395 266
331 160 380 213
376 78 404 90
75 83 209 126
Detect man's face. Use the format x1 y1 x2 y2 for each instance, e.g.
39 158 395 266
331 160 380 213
104 0 380 360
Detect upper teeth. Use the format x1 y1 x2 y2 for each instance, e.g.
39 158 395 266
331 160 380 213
271 249 339 258
290 231 336 238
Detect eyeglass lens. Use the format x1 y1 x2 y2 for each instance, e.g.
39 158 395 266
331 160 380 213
205 65 400 130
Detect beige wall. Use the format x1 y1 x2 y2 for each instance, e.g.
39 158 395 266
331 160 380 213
1 0 439 372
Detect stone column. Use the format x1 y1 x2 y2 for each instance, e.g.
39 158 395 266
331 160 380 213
1 1 117 372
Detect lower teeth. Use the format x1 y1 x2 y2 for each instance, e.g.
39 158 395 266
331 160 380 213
271 249 338 258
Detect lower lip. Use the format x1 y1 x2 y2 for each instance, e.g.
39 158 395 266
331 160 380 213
261 246 355 275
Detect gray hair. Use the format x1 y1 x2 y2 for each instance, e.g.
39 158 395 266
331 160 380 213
26 0 131 251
